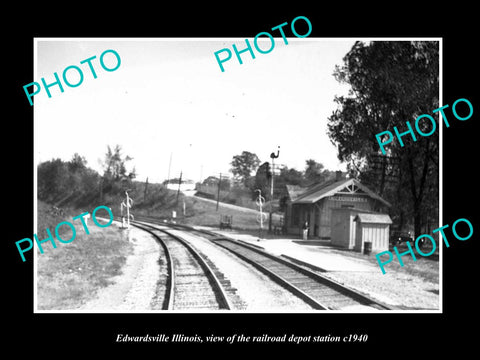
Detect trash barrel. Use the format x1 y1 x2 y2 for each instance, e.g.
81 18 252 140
364 241 372 255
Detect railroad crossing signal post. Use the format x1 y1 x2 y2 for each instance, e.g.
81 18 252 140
256 189 267 239
121 190 134 229
269 146 280 233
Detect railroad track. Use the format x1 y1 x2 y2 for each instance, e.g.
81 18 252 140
135 216 392 311
129 220 233 311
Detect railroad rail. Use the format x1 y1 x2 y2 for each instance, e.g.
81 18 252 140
135 216 392 311
129 220 233 311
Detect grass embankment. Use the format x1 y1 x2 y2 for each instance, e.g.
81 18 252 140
36 201 133 310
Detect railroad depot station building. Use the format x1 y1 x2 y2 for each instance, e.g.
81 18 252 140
283 175 392 253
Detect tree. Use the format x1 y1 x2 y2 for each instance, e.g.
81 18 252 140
253 162 271 200
37 159 70 202
202 176 219 186
230 151 260 186
37 156 101 206
68 153 88 193
201 176 231 190
275 166 304 212
304 159 326 186
101 145 136 195
277 166 304 186
68 153 87 172
102 145 135 181
327 41 439 237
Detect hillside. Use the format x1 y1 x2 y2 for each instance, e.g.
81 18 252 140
36 156 282 232
37 183 280 233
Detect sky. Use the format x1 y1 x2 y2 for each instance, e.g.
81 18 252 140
34 38 356 183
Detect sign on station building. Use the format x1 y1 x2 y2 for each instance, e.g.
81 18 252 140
283 177 391 240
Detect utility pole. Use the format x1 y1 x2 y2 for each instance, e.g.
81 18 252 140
99 177 103 202
144 177 149 201
216 173 222 211
269 146 280 233
176 171 182 206
166 152 172 188
216 172 228 211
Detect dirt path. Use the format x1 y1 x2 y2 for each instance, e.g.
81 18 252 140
78 227 161 312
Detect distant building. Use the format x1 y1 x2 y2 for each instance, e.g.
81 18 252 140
284 175 391 239
165 179 196 192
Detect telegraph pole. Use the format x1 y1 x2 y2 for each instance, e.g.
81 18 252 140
166 152 172 188
216 173 222 211
216 172 228 211
144 177 149 201
176 171 182 206
269 146 280 233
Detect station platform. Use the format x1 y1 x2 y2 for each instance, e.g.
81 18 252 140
206 229 378 273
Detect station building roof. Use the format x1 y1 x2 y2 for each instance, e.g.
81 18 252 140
285 185 306 202
354 213 393 224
